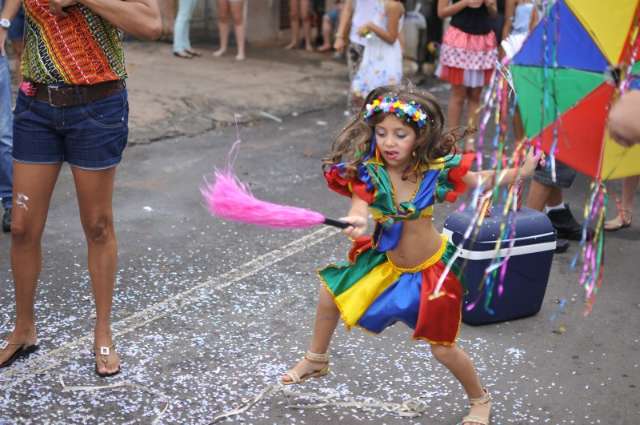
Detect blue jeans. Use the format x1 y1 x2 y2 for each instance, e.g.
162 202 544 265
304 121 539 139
0 54 13 210
13 89 129 170
173 0 198 53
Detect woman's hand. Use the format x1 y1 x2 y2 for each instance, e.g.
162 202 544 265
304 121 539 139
340 215 368 238
466 0 484 8
521 149 543 177
49 0 78 17
357 23 371 37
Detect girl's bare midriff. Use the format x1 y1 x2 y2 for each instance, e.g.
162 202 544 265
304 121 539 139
386 217 443 268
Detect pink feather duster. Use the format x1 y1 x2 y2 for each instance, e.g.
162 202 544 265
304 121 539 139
201 169 347 229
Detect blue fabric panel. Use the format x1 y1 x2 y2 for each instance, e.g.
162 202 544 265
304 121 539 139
358 272 422 333
512 0 609 73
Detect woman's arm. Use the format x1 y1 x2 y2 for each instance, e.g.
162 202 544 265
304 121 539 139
437 0 472 18
528 4 538 32
502 0 516 40
362 1 404 44
462 150 541 189
484 0 498 18
341 193 370 238
0 0 22 55
68 0 162 40
334 0 353 52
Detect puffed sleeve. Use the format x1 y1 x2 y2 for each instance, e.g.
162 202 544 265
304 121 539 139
435 153 474 203
324 165 375 204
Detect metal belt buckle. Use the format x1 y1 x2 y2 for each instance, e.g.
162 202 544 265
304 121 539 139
47 85 61 107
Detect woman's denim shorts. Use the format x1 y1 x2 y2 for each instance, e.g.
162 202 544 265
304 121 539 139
13 88 129 170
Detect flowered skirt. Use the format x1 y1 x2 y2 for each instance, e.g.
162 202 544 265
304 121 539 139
319 235 464 346
436 25 497 88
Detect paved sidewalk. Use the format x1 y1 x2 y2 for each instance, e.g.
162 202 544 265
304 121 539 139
123 41 350 144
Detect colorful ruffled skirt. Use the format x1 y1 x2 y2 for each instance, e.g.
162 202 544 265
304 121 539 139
436 25 497 88
319 235 465 346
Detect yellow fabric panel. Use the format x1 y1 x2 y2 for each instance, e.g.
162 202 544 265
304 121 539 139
601 135 640 179
566 0 638 64
334 261 401 327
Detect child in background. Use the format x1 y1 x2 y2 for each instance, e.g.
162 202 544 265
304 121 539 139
436 0 498 152
350 0 405 103
281 85 540 425
318 0 344 53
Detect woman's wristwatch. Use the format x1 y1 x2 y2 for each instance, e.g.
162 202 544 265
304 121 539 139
0 18 11 29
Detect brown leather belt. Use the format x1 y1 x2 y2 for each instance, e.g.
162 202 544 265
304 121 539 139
31 80 126 107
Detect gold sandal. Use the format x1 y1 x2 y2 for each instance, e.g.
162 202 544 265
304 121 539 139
281 351 330 385
604 209 632 231
94 345 121 378
462 389 492 425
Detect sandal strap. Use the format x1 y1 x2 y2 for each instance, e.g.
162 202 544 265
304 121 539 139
304 350 329 363
462 414 489 425
283 370 301 384
469 389 491 406
96 345 116 357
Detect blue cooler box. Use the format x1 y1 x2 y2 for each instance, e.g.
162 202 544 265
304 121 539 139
443 207 556 325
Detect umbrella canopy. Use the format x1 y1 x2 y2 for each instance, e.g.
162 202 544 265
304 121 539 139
511 0 640 180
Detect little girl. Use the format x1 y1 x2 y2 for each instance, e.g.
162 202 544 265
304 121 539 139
280 85 539 425
350 0 405 105
436 0 499 152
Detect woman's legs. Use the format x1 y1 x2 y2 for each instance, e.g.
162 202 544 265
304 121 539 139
447 84 467 129
0 163 61 365
281 284 340 383
71 166 120 375
605 175 639 230
300 0 314 51
464 87 483 152
319 14 332 51
286 0 300 49
214 0 230 56
173 0 196 54
431 344 489 425
229 0 246 60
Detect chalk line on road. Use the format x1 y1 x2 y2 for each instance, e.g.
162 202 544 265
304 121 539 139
0 227 339 387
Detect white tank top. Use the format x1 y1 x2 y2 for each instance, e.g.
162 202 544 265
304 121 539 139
350 0 387 46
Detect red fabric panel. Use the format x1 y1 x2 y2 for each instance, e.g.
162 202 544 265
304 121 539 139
413 261 463 345
537 83 614 179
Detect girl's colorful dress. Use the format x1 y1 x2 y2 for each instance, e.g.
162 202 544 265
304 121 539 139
351 2 404 99
320 153 473 346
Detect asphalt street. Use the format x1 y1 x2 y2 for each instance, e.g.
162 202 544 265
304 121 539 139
0 94 639 424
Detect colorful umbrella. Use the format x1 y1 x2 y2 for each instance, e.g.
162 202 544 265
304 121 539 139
511 0 640 180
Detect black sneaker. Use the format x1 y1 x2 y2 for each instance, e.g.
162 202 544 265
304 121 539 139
2 208 10 233
547 204 589 241
554 238 570 254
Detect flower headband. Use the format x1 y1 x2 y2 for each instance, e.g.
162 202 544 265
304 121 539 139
363 96 430 129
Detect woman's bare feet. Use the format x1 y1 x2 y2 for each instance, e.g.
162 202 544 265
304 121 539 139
318 44 332 52
213 48 226 57
305 42 314 52
281 352 329 385
0 326 38 368
285 40 297 50
604 209 632 231
235 52 246 61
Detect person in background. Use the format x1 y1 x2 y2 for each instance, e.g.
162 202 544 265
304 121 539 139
0 17 11 233
436 0 498 153
318 0 343 53
213 0 246 61
6 2 22 79
173 0 200 58
334 0 386 112
286 0 314 51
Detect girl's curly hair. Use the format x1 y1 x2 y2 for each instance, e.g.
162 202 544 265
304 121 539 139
324 85 473 179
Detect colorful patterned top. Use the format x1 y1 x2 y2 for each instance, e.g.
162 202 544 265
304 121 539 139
22 0 126 85
324 153 474 252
